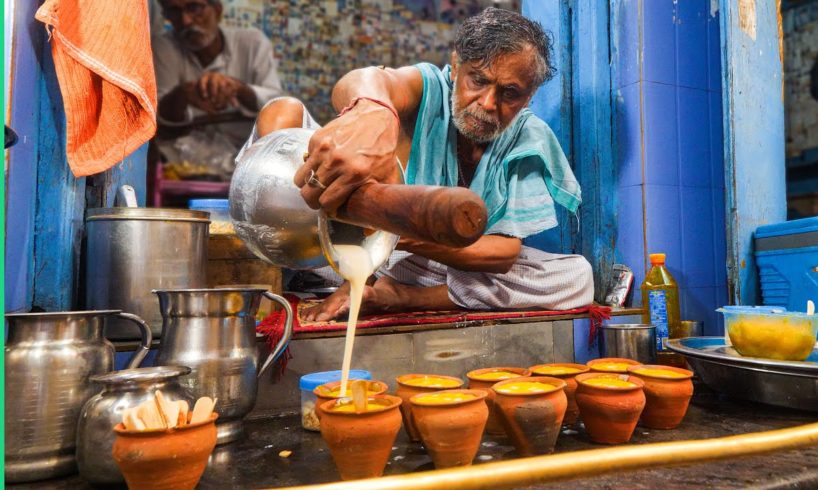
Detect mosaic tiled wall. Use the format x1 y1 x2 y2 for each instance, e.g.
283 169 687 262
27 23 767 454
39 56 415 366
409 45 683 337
220 0 518 124
783 2 818 158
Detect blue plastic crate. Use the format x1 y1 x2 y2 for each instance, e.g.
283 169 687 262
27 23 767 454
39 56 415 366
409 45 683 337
755 217 818 313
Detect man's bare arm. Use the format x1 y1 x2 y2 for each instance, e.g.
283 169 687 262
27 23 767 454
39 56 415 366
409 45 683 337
397 235 522 274
330 66 423 118
294 66 424 213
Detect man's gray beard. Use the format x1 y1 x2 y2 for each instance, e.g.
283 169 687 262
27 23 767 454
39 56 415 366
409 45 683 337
451 81 503 144
178 26 217 52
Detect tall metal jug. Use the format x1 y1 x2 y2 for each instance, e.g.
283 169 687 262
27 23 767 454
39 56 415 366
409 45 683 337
4 310 152 483
154 288 293 445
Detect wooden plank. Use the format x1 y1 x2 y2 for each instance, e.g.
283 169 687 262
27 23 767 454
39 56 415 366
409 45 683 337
719 0 787 305
32 45 86 311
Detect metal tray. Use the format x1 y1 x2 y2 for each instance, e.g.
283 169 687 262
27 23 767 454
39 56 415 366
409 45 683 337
667 337 818 412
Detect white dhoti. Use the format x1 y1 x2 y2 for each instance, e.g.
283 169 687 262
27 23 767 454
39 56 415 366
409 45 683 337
378 247 594 310
313 246 595 311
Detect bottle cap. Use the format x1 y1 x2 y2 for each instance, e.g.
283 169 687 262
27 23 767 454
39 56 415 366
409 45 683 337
649 253 666 265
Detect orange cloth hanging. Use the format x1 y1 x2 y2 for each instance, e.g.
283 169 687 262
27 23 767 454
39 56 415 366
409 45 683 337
35 0 157 177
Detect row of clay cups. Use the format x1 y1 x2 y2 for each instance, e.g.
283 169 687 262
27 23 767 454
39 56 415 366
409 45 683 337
396 369 578 460
569 358 695 444
311 361 694 480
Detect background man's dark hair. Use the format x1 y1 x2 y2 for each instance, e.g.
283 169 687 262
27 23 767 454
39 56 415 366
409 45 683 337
454 7 555 87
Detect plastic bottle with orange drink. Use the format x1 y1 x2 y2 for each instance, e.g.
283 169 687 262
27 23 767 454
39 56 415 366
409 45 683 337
640 253 684 366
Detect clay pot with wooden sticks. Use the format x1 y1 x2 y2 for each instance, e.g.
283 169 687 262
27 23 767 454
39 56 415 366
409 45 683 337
410 389 488 468
528 363 590 425
627 364 694 429
395 374 463 442
319 391 403 480
466 367 530 435
112 413 218 490
313 380 389 421
575 373 646 444
491 377 567 456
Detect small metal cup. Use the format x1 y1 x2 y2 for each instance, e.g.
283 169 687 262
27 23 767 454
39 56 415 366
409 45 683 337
599 324 657 364
678 320 704 338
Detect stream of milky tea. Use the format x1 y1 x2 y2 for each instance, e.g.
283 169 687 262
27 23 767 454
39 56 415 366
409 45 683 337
333 244 375 396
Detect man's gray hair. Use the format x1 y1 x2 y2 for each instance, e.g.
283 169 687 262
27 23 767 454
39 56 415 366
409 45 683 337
454 7 555 87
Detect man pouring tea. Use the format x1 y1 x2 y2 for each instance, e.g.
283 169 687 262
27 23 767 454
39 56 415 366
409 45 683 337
243 8 594 320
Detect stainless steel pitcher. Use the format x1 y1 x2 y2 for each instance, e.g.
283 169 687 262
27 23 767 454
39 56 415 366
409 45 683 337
229 127 399 270
76 366 193 485
153 288 293 445
4 310 152 483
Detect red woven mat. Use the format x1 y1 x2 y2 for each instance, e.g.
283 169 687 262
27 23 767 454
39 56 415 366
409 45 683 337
257 295 611 375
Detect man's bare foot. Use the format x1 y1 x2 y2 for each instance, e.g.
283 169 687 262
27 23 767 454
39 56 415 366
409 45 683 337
301 283 351 322
301 277 458 322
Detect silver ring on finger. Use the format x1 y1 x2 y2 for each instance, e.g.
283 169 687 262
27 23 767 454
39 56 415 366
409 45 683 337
306 169 327 190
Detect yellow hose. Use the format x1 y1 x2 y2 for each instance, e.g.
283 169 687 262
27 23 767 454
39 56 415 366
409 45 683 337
279 422 818 490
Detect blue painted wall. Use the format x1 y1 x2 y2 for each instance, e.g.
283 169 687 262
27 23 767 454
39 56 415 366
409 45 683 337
719 0 787 305
611 0 728 335
5 3 149 313
524 0 729 335
5 0 43 312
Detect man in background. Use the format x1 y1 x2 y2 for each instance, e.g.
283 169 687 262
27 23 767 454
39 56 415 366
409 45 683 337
152 0 284 150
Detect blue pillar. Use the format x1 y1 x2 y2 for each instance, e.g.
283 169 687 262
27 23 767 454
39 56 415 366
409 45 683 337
719 0 787 305
523 0 618 298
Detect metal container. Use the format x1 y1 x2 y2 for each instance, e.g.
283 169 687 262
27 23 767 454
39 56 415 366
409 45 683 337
599 323 657 364
669 337 818 412
154 288 293 445
678 320 704 338
76 366 193 485
85 207 210 339
229 127 399 270
4 310 151 483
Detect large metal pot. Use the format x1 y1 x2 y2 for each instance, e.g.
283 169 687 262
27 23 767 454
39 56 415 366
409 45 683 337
76 366 193 485
154 288 293 445
4 310 151 483
229 127 399 270
84 207 209 339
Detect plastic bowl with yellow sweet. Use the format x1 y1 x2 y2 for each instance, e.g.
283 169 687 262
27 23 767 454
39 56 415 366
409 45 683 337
718 307 817 362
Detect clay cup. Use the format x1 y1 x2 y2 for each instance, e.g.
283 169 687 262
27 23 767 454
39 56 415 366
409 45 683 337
575 373 645 444
313 380 389 421
587 357 642 373
492 377 567 456
395 374 464 442
528 363 590 425
112 413 218 490
627 364 694 429
466 367 530 435
410 389 489 468
319 394 403 480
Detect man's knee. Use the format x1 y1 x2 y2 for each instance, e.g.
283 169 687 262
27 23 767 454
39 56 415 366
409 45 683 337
257 97 305 137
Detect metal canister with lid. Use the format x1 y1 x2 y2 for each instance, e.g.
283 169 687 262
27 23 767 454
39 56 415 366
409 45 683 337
76 366 193 484
84 207 209 339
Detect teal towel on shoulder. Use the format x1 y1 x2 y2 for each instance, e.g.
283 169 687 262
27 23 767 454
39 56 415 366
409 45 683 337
406 62 581 238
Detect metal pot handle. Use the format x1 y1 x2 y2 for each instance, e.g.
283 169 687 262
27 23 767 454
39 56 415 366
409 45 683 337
257 292 294 378
116 312 153 368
